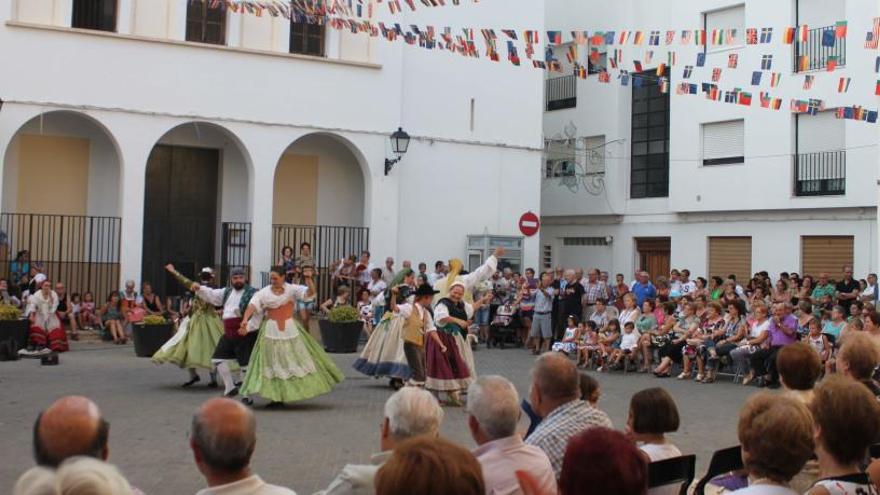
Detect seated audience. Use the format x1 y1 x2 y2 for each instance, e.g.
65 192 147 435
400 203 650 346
319 387 443 495
732 393 814 494
33 396 110 468
12 466 56 495
525 353 612 478
776 342 822 406
55 456 134 495
578 372 601 407
374 437 484 495
190 398 295 495
836 332 880 398
466 376 556 495
806 375 880 494
559 427 648 495
627 387 681 495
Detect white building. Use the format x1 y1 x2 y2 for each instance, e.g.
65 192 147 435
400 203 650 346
541 0 880 283
0 0 544 298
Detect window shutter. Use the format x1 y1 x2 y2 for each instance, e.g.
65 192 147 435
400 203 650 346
703 120 744 165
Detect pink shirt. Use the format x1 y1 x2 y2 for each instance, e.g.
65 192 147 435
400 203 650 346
473 435 558 495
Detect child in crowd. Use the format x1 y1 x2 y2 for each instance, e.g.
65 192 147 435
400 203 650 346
597 319 621 372
356 288 373 336
579 372 601 407
627 388 682 495
98 291 126 344
577 320 600 368
78 291 100 330
609 321 639 370
805 317 831 364
320 285 351 315
551 315 580 355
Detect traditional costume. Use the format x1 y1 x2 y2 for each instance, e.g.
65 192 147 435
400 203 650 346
432 255 499 304
22 281 67 355
152 267 225 387
352 269 414 384
426 287 478 395
240 283 344 404
396 284 438 387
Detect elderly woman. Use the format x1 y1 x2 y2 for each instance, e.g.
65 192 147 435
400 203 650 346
640 302 676 373
652 302 700 377
238 266 344 406
684 301 725 382
21 275 67 356
705 301 748 380
617 293 641 327
426 281 491 406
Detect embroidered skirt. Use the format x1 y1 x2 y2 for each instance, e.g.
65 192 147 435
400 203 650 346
352 313 411 380
425 331 474 392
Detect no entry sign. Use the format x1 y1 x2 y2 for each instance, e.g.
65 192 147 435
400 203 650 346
519 212 540 237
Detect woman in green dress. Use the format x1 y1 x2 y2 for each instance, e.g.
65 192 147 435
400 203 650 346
151 265 222 388
238 266 344 406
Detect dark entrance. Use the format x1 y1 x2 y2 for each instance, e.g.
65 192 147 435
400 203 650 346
142 145 219 296
636 237 671 285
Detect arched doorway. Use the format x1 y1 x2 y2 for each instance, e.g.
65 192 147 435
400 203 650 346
0 111 122 299
271 133 368 300
142 122 252 296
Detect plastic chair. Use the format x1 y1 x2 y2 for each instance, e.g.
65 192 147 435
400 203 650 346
694 445 744 495
648 454 696 495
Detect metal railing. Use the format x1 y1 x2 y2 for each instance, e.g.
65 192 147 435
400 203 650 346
795 25 846 72
270 224 370 303
0 213 121 299
220 222 251 285
794 150 846 196
546 75 577 111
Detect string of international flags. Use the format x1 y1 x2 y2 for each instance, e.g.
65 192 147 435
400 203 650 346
193 1 880 123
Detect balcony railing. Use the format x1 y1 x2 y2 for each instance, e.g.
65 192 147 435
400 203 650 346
546 75 577 111
795 25 846 72
794 150 846 196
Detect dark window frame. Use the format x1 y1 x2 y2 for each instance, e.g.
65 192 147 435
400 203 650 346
630 68 670 199
71 0 117 32
290 18 326 56
186 1 227 45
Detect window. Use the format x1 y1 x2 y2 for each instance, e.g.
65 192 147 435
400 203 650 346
542 245 553 270
708 237 752 282
702 120 744 165
71 0 117 32
703 5 745 53
545 159 577 178
583 135 606 175
630 69 669 198
290 19 325 56
794 111 846 196
563 237 611 246
186 1 226 45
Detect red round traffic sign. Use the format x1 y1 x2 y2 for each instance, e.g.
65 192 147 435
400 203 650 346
519 211 540 237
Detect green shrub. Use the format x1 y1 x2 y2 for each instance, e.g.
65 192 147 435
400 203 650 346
328 305 360 324
142 315 167 325
0 304 21 321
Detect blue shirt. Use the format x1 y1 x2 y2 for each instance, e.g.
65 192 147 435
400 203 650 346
534 286 555 313
631 282 657 307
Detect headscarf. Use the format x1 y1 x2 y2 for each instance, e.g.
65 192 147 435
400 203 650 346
435 259 473 303
389 267 414 289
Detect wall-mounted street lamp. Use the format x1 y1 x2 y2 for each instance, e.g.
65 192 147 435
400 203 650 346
384 127 411 176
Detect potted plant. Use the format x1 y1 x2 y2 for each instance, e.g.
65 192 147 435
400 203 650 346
318 305 363 353
132 314 174 358
0 304 28 351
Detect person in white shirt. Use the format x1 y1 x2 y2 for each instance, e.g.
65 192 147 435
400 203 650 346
316 388 443 495
861 273 879 304
192 398 296 495
466 376 557 495
427 261 446 288
367 269 387 326
391 284 437 387
356 251 375 288
381 258 395 285
679 269 697 296
627 388 682 495
668 269 683 295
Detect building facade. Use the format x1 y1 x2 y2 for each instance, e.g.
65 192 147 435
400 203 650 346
0 0 544 297
541 0 880 283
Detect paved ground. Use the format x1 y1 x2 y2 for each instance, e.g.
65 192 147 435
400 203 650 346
0 332 764 494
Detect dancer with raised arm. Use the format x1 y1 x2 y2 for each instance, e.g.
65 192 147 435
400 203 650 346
238 266 344 406
152 265 224 388
432 247 506 303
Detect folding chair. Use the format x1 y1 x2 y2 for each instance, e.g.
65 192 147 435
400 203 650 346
648 454 697 495
694 445 744 495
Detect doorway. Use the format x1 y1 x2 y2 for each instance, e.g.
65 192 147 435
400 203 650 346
636 237 671 284
142 145 219 296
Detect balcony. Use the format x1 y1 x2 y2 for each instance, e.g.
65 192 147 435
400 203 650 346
794 150 846 196
546 75 577 111
795 26 846 72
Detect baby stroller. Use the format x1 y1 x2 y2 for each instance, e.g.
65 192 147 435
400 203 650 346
488 303 520 349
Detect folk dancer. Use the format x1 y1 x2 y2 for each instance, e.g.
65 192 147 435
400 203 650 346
238 266 344 406
153 265 224 388
20 274 67 356
391 283 438 387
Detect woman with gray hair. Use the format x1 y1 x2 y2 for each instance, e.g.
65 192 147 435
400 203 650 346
466 376 557 495
55 457 134 495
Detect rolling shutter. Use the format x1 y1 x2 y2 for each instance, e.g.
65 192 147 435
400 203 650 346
703 120 744 165
708 237 752 282
801 236 854 280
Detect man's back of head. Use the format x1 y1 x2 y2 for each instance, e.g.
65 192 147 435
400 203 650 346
383 387 444 448
33 396 108 468
466 376 520 443
190 398 256 480
531 353 580 415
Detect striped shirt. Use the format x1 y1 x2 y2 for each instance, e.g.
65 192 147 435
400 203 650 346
524 399 613 478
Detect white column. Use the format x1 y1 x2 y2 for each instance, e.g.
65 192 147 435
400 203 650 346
116 0 134 35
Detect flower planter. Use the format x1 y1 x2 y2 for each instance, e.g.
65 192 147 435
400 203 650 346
318 319 363 353
0 318 29 350
132 322 174 358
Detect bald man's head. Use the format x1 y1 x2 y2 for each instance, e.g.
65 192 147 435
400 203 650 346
533 353 580 402
191 398 256 475
33 396 108 467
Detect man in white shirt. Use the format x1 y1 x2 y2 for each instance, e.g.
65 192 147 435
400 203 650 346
192 398 296 495
381 258 395 284
862 273 879 304
467 376 557 495
316 388 443 495
356 251 374 288
427 261 446 287
679 269 697 296
668 269 683 294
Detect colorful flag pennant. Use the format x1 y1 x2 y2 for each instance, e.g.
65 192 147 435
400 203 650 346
838 77 851 93
803 75 814 90
728 53 738 68
751 71 762 85
770 72 782 87
783 27 795 44
696 52 706 67
711 67 722 82
761 54 773 70
760 27 773 43
683 65 693 79
827 56 838 72
746 28 758 45
835 21 847 39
